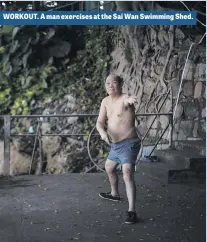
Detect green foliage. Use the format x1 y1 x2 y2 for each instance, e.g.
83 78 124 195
11 97 28 115
0 88 11 112
1 25 14 34
62 26 114 112
0 25 114 115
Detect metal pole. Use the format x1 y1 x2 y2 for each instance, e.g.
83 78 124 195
148 123 170 157
12 133 101 137
169 115 173 148
3 115 10 175
38 135 43 175
169 87 174 149
36 121 43 175
29 123 40 175
0 113 172 119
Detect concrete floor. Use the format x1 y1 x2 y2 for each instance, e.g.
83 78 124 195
0 172 205 242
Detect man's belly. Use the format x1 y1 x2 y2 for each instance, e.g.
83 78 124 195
107 122 138 143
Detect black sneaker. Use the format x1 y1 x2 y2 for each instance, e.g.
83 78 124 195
125 211 138 224
99 192 120 202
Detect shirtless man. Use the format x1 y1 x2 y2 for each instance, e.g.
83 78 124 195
96 74 141 224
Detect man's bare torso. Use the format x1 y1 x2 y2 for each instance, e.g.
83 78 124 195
104 94 138 143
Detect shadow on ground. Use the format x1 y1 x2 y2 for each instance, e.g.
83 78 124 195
0 176 36 189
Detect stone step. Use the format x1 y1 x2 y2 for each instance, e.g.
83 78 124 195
153 148 206 170
136 160 205 184
176 140 206 156
136 161 169 183
168 169 206 184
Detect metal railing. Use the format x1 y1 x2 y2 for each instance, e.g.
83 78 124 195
0 108 173 175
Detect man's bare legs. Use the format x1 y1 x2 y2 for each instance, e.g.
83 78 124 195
122 163 136 212
101 160 138 224
105 159 119 196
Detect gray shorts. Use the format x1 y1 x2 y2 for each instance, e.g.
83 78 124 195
107 137 141 165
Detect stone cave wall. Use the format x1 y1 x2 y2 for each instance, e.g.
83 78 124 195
110 25 206 143
0 24 206 176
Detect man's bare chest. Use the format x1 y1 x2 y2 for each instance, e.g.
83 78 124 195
106 100 125 118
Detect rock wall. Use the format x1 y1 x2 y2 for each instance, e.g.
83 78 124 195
110 25 206 142
0 26 111 175
0 141 31 175
0 23 205 175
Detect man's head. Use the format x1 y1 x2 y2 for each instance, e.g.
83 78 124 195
105 74 123 96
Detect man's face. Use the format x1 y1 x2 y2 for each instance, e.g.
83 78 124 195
105 75 122 96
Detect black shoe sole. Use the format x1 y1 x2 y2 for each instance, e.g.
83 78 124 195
99 193 120 202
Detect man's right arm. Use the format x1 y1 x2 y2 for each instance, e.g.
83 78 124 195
96 99 110 144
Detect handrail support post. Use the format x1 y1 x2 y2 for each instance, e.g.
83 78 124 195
3 115 11 175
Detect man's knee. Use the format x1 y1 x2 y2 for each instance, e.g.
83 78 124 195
105 160 118 174
123 167 134 183
105 164 113 174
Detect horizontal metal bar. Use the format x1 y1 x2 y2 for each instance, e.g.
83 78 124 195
0 112 173 119
11 134 100 137
10 114 98 118
136 113 172 117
